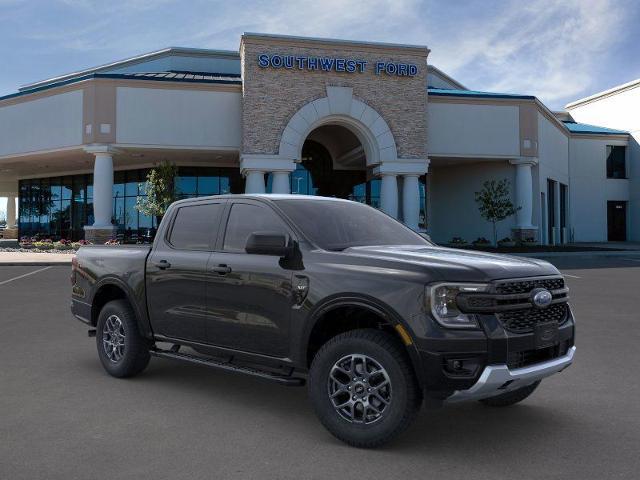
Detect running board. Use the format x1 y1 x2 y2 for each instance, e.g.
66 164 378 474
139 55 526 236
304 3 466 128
149 348 305 386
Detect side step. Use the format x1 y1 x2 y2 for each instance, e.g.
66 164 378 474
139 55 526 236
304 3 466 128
149 348 305 387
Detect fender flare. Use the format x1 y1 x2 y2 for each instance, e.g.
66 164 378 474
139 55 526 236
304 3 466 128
299 294 426 389
91 276 153 339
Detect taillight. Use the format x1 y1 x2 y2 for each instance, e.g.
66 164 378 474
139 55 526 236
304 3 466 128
71 256 78 285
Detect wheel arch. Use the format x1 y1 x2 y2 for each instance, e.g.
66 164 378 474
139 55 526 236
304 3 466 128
301 294 426 388
90 277 152 339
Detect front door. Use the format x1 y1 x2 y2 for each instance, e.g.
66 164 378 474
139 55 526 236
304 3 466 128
146 200 225 342
607 201 627 241
206 201 295 357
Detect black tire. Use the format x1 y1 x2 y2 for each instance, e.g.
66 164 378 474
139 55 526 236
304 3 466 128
479 380 541 407
308 329 422 448
96 299 150 378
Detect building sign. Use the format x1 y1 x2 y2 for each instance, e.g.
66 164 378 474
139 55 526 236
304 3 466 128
257 54 418 77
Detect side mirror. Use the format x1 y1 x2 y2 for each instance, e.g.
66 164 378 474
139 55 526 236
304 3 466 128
245 231 292 257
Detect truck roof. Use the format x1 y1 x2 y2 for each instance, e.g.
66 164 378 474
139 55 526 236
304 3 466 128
172 194 353 205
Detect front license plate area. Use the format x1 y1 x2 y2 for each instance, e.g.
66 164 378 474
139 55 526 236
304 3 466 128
534 321 559 349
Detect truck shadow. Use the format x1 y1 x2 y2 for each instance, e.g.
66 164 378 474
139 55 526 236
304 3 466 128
132 359 579 453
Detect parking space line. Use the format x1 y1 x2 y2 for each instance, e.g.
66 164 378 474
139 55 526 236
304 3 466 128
562 273 581 278
0 266 52 286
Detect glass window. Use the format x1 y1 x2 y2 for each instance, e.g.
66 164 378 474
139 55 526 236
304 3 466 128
275 199 429 251
125 171 139 197
169 203 224 250
198 176 219 195
606 146 626 179
113 171 125 199
175 174 197 198
223 203 288 252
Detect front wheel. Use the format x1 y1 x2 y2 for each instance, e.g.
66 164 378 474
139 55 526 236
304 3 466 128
308 329 422 448
96 299 150 378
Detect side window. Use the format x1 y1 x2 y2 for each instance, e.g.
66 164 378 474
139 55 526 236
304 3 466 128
606 145 626 179
168 203 224 250
223 203 287 252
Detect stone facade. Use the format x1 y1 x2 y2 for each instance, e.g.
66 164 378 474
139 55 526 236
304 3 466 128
240 34 429 161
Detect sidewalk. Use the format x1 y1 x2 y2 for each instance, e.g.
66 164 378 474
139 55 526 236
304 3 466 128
0 252 74 265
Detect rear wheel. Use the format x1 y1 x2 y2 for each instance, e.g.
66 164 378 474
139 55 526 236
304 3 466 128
308 329 422 448
96 299 150 378
479 380 541 407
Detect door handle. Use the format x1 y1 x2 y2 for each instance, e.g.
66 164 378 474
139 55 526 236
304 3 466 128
211 264 232 275
154 260 171 270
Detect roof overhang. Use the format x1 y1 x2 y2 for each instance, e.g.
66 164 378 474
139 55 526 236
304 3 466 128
19 47 240 93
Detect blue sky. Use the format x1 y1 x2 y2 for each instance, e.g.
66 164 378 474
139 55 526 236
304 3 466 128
1 0 639 109
1 0 640 214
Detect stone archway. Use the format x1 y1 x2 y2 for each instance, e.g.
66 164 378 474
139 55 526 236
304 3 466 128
278 86 398 166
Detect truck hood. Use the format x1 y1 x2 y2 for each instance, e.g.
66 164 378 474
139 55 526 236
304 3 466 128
344 245 559 282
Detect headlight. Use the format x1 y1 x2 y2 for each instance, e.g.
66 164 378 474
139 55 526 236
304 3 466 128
427 283 489 329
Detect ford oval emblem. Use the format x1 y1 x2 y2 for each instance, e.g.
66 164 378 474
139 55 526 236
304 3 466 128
531 288 553 308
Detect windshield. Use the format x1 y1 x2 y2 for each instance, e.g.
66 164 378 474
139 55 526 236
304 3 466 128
274 199 430 251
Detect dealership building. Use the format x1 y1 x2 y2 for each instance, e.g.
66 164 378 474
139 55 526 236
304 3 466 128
0 33 637 244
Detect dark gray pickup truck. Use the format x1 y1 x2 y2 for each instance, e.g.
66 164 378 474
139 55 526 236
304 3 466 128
71 194 575 447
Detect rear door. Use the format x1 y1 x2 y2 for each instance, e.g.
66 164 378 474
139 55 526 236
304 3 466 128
205 200 295 357
147 200 225 342
607 201 627 241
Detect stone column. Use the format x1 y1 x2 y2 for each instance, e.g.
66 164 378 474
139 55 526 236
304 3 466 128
509 157 538 242
380 174 399 218
84 146 118 243
244 170 266 194
402 175 420 230
271 171 291 194
241 154 295 195
375 159 429 223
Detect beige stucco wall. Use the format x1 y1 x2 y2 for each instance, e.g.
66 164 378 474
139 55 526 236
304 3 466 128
0 90 83 157
240 35 428 160
427 101 520 157
115 86 242 148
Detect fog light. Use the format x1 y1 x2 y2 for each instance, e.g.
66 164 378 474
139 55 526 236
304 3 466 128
444 357 481 377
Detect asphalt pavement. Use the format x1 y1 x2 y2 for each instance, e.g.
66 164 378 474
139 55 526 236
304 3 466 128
1 257 639 479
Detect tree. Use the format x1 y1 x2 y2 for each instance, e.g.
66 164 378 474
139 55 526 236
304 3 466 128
135 161 179 223
474 179 520 246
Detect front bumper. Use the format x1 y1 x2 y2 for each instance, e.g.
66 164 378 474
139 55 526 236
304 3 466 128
446 345 576 402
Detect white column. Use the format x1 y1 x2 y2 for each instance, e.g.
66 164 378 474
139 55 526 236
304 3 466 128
92 152 114 227
380 174 399 218
271 171 291 194
512 159 535 228
245 170 266 194
6 195 17 229
402 175 420 230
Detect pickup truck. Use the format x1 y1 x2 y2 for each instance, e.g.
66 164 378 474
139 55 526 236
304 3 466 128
71 194 575 447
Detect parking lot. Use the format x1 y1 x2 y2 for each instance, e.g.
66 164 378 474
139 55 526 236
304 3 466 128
1 256 639 480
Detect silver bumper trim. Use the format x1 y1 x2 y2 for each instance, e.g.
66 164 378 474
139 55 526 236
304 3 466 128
447 346 576 403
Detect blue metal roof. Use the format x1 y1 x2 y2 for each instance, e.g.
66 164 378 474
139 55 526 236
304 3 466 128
562 121 628 135
0 71 242 103
428 87 535 100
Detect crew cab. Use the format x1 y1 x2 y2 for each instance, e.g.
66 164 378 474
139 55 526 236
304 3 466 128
71 195 575 447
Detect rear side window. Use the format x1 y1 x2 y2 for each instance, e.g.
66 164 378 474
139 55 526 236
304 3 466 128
169 203 224 250
223 203 288 252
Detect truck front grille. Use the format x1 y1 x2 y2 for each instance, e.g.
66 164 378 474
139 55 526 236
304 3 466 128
495 277 565 295
496 303 568 333
456 276 570 334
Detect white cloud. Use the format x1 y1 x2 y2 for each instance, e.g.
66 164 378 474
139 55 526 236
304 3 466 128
426 0 628 107
2 0 635 109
